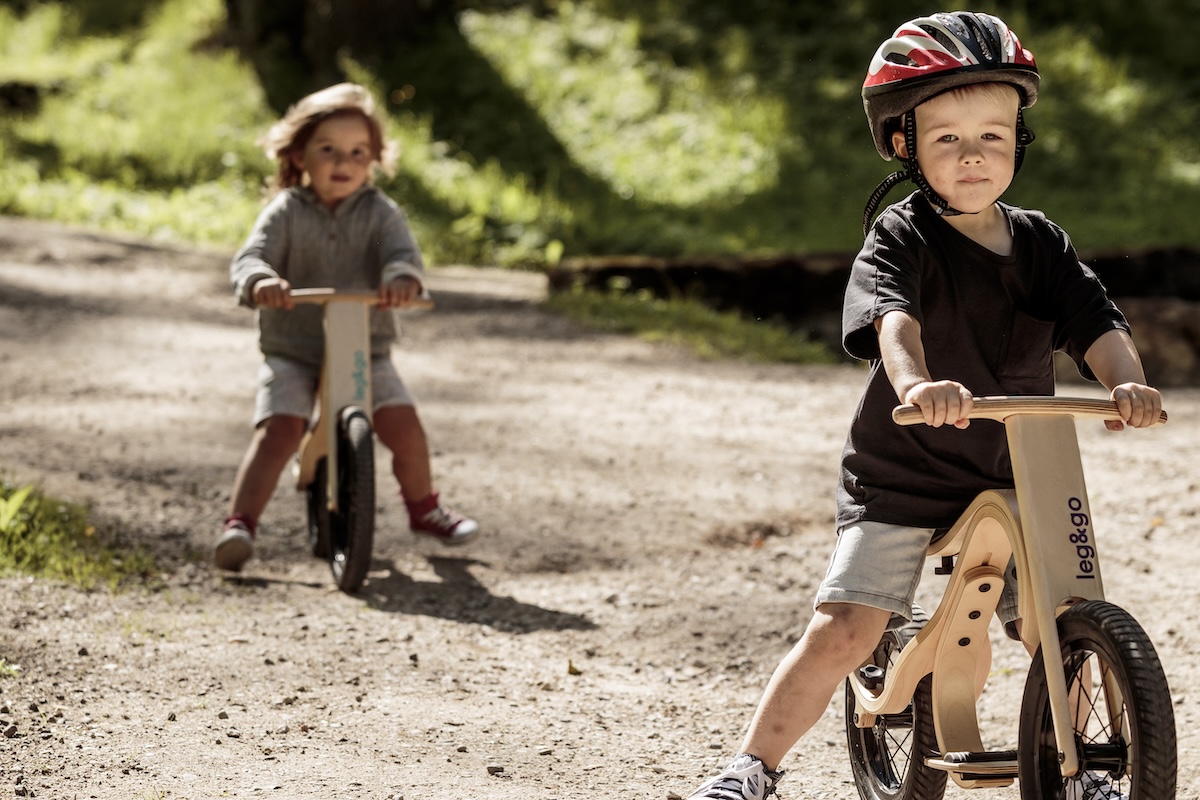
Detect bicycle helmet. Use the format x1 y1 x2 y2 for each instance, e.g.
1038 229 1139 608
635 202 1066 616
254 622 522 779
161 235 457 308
861 12 1040 235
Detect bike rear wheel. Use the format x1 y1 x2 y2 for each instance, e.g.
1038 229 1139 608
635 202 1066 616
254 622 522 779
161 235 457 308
1018 599 1176 799
845 612 947 800
327 410 375 592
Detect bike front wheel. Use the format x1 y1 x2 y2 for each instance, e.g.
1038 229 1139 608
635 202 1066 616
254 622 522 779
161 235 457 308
328 410 375 593
1018 599 1176 799
845 611 947 800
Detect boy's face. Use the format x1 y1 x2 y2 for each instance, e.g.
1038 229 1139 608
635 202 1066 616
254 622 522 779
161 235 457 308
892 85 1020 215
293 113 375 209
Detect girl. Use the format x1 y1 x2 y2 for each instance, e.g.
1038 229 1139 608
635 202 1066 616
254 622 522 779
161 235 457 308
216 83 477 572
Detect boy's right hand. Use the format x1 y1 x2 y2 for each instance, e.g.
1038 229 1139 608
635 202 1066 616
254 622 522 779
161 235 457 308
252 277 294 309
903 381 974 428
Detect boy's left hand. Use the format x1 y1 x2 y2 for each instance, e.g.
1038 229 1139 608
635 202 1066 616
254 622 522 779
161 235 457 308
1107 383 1163 431
378 276 422 309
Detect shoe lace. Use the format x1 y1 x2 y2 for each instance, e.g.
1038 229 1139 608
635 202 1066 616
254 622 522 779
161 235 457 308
692 756 780 800
1073 771 1127 800
420 505 462 533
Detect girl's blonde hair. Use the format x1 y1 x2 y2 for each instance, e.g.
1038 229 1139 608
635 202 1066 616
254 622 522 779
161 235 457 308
259 83 398 191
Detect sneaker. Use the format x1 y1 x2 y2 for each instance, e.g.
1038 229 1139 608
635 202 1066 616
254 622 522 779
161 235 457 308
1064 771 1128 800
407 493 479 546
687 754 783 800
214 517 255 572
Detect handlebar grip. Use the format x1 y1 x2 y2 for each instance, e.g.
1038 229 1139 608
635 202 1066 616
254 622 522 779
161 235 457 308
288 288 435 310
893 396 1168 426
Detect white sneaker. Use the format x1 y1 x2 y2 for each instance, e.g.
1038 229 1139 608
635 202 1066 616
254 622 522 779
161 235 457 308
1064 770 1128 800
686 754 782 800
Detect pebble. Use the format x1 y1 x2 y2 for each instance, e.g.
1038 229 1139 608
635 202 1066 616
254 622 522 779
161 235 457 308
486 765 505 775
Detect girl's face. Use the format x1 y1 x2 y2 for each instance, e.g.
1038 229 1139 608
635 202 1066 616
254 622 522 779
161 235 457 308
894 85 1020 215
293 113 376 209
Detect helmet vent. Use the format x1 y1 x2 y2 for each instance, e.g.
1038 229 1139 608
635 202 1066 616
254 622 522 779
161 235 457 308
972 28 995 61
923 26 963 59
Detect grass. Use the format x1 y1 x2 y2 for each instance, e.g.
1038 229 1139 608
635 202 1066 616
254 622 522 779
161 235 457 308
0 479 158 591
544 284 838 364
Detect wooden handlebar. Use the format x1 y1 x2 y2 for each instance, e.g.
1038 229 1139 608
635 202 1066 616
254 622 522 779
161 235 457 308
288 287 435 310
892 396 1168 426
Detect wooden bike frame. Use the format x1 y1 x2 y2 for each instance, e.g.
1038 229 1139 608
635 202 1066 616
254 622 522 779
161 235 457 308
289 288 431 512
848 396 1167 787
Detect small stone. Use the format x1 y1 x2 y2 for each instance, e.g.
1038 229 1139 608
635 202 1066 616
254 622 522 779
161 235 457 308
218 710 229 720
77 647 89 657
486 765 505 775
3 723 18 738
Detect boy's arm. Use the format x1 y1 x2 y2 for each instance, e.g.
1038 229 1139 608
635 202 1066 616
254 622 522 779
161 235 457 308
875 309 974 428
1083 328 1162 429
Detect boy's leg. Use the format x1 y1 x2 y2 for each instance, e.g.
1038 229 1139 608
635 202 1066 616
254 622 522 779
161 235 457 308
743 602 892 769
687 522 931 798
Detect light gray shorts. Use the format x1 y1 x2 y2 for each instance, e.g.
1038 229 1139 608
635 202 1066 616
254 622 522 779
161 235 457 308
816 521 1018 628
252 355 415 427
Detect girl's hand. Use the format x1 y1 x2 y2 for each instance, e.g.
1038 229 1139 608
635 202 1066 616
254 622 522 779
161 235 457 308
253 277 294 309
378 276 421 309
1107 383 1163 431
903 381 974 429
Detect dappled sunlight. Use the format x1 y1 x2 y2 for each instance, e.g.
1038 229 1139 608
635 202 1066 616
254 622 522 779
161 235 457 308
459 4 787 207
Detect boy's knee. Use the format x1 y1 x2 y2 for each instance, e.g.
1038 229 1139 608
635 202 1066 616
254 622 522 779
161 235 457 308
812 603 891 661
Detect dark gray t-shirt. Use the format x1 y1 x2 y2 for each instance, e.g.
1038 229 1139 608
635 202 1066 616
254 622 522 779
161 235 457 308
836 194 1128 530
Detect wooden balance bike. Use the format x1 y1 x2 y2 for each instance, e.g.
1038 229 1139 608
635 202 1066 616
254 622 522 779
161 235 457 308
845 396 1176 800
289 288 431 593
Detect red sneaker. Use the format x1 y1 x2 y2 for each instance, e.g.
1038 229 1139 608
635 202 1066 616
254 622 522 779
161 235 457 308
407 493 479 546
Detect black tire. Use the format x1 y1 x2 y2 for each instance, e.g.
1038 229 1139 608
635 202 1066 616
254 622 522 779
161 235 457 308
327 410 375 593
846 611 948 800
1018 600 1176 799
306 457 332 559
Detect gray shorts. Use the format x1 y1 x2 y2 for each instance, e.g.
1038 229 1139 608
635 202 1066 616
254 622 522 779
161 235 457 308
252 355 415 427
816 521 1018 628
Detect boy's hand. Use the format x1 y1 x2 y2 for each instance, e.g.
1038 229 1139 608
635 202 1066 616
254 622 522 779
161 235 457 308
1107 383 1163 431
904 381 974 428
378 276 421 309
253 277 294 309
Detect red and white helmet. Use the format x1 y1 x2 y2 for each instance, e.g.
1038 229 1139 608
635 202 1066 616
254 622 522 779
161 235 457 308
862 12 1039 160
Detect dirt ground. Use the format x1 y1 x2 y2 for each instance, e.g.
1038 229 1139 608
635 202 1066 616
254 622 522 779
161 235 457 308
1 215 1199 799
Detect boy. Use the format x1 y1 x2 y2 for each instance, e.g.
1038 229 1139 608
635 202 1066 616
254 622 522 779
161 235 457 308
686 12 1160 800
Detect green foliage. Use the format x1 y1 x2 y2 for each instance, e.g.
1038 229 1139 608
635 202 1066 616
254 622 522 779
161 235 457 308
0 0 272 245
0 479 158 591
2 0 1200 262
545 283 837 364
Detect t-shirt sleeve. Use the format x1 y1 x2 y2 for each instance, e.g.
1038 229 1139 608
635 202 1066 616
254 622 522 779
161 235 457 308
842 213 923 361
1041 220 1129 378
